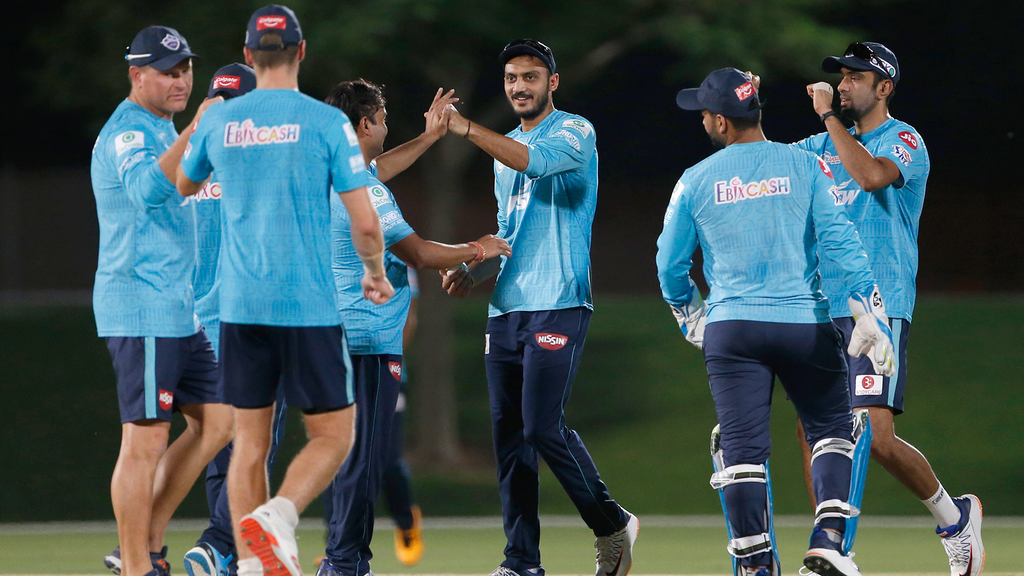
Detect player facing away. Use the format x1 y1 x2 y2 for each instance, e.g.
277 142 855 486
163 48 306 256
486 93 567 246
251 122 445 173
791 42 983 576
441 39 639 576
316 79 511 576
177 6 394 576
92 25 233 576
659 68 896 576
181 63 289 576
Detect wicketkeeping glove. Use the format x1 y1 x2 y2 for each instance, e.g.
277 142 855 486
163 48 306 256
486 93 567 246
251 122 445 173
847 286 896 377
670 279 707 350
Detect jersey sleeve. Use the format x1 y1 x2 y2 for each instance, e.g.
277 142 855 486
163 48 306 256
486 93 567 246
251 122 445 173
656 176 700 308
328 114 370 194
374 186 414 247
367 159 379 179
790 132 828 155
807 154 875 297
523 116 596 178
878 128 927 189
110 124 178 208
181 119 214 186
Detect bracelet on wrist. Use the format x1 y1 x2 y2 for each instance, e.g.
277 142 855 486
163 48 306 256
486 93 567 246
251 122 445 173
468 241 485 262
819 111 838 124
464 120 472 138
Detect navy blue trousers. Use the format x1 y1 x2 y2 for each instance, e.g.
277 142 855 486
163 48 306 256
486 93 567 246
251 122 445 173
704 320 853 566
486 308 626 573
381 386 415 530
323 354 402 576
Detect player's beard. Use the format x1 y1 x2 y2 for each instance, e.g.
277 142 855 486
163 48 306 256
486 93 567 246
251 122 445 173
707 131 726 150
510 90 550 121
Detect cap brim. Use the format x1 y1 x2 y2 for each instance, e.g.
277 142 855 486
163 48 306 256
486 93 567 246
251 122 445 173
148 51 199 71
675 88 704 111
822 55 874 74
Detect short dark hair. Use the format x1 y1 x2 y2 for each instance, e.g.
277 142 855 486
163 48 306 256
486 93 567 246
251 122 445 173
870 71 896 106
325 79 386 125
250 33 299 69
726 110 762 131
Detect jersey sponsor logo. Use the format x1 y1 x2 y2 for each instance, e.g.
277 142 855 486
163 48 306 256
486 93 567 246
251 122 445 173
224 119 300 148
184 142 193 159
196 181 222 201
829 179 861 206
115 131 145 155
854 374 883 396
496 161 506 174
551 129 581 152
561 118 593 138
891 144 912 166
343 123 359 146
734 81 755 101
507 191 531 214
714 176 791 205
369 185 391 208
349 154 365 174
817 157 834 178
160 34 181 51
822 151 842 165
898 131 918 150
388 361 403 381
118 151 148 177
158 389 174 410
212 75 241 90
380 210 401 232
669 181 684 205
257 15 287 30
536 333 568 350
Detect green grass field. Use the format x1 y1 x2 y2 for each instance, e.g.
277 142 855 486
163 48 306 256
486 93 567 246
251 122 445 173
1 518 1020 575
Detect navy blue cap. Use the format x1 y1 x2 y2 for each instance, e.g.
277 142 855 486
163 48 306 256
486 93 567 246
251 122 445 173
822 42 900 85
676 67 763 118
245 5 303 50
125 26 199 70
208 63 256 99
499 39 556 73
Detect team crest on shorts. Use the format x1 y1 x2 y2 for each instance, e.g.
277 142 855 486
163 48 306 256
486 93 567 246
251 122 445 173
158 389 174 410
388 361 403 381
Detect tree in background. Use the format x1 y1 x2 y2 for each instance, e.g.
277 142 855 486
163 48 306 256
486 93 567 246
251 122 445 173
35 0 860 467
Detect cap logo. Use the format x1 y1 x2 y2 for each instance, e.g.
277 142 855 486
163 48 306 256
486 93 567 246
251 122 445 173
212 75 241 90
734 81 755 101
257 15 288 30
160 34 181 51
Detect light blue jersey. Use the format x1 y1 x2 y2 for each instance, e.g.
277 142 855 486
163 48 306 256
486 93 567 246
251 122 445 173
331 161 415 355
91 99 198 337
489 110 598 317
792 118 928 320
193 179 222 354
657 141 875 324
181 89 368 326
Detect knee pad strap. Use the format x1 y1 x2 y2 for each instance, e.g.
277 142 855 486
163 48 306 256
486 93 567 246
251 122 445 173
810 437 855 464
727 533 772 558
710 464 766 490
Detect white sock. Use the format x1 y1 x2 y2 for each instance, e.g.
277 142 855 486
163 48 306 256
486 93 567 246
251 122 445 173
237 557 262 576
265 496 300 528
921 484 961 527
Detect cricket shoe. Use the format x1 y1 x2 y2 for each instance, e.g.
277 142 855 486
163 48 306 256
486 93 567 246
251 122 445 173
394 505 425 566
595 510 639 576
184 542 232 576
803 526 860 576
489 567 539 576
314 560 374 576
104 546 171 576
240 504 302 576
938 494 985 576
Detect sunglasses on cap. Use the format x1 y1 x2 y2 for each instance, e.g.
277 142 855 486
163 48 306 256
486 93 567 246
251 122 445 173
503 38 553 57
844 42 897 79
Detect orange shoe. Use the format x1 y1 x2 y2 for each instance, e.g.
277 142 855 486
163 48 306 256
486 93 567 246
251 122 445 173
394 505 424 566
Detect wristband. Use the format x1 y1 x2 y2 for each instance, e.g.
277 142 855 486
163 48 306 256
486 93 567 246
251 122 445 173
463 120 472 138
820 111 839 124
468 241 485 262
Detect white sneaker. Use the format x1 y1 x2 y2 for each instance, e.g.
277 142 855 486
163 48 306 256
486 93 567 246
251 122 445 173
939 494 985 576
240 503 302 576
595 511 639 576
803 547 861 576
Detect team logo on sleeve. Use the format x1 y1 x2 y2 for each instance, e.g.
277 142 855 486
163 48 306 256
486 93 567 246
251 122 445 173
817 157 834 178
734 81 755 101
349 154 365 174
115 131 145 155
891 144 912 166
551 129 581 152
343 123 359 146
388 361 403 381
536 333 568 350
160 34 181 51
822 151 842 165
714 176 791 205
898 131 919 150
854 374 883 396
158 389 174 410
224 119 300 147
561 118 593 138
257 15 288 29
212 75 241 90
669 181 684 205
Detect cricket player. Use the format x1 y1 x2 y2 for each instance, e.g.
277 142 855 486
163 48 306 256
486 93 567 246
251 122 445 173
659 67 896 576
441 39 638 576
177 6 393 576
92 25 232 576
792 42 983 576
316 79 511 576
181 63 288 576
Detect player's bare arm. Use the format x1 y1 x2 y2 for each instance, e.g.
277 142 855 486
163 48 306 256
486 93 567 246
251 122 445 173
390 233 510 270
374 88 458 183
339 185 394 304
447 105 530 171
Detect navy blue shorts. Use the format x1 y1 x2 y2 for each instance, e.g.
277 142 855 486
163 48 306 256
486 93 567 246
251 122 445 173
219 323 354 412
105 329 221 424
835 317 910 414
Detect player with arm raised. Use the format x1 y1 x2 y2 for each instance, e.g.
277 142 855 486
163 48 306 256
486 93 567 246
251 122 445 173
660 68 895 576
792 43 983 576
315 79 510 576
177 7 392 576
441 39 638 576
92 25 232 576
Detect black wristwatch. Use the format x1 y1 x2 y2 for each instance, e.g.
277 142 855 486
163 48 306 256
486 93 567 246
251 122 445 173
820 111 838 124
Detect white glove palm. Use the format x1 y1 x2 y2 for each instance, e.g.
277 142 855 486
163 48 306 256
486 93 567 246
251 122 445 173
670 279 707 350
847 287 896 377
